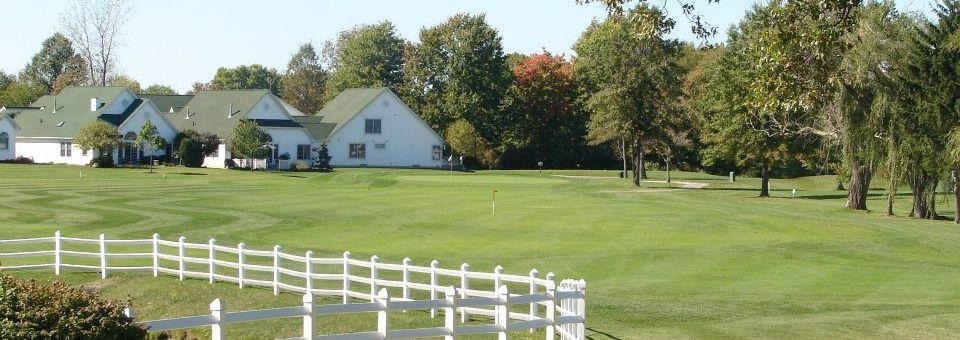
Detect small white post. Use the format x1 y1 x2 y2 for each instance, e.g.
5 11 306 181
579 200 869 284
730 171 735 182
342 251 351 303
402 257 412 300
237 242 246 289
305 251 314 293
152 233 159 277
99 233 107 279
430 260 439 318
370 255 379 302
529 268 539 330
460 263 470 323
443 287 457 340
123 306 135 320
210 298 225 340
302 293 315 340
177 236 185 281
545 275 556 340
208 238 216 284
577 280 586 340
376 288 390 339
273 245 281 296
497 285 509 340
494 265 504 294
54 230 61 275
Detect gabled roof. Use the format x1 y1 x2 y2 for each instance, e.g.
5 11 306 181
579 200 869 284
141 94 194 114
293 115 337 140
12 86 133 138
0 113 21 131
162 89 299 137
317 87 388 136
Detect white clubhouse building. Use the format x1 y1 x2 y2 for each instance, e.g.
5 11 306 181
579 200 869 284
0 86 445 169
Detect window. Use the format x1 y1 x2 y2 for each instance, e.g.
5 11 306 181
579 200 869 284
0 132 7 150
82 149 88 156
374 143 386 150
297 144 311 160
349 143 365 159
364 119 381 134
60 142 72 157
432 145 442 161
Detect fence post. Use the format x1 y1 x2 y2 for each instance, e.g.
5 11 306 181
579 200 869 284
54 230 61 275
430 260 439 318
302 293 315 340
237 242 246 289
208 238 216 284
210 298 225 340
443 287 457 340
497 285 509 340
152 233 159 277
273 245 281 296
577 279 586 340
377 288 390 339
305 251 314 293
370 255 379 302
177 236 186 281
494 265 503 325
529 268 539 333
342 251 351 304
402 257 411 301
460 263 470 323
99 233 107 279
545 275 556 340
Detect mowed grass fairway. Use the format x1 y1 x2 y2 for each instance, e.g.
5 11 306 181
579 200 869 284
1 164 960 339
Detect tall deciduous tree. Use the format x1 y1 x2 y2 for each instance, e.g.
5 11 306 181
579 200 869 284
573 4 680 186
20 33 80 92
323 22 403 103
142 84 177 95
50 55 88 93
0 80 46 107
60 0 131 86
505 52 586 167
403 13 511 163
211 65 281 95
281 42 326 114
108 74 141 93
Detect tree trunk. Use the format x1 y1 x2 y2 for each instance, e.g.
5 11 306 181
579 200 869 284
759 163 770 197
620 138 628 180
836 181 845 191
953 168 959 224
887 174 897 217
639 148 648 180
886 139 898 216
149 155 154 173
631 138 641 187
845 162 872 211
665 159 671 184
908 172 936 219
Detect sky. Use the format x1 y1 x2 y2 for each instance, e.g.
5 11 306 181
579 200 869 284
0 0 937 93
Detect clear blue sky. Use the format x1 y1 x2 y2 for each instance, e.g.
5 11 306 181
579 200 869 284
0 0 936 93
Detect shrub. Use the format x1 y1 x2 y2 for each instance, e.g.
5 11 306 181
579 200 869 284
90 154 114 168
0 276 147 339
292 161 312 171
0 156 34 164
178 138 203 167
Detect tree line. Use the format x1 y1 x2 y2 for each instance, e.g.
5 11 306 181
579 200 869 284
2 0 959 222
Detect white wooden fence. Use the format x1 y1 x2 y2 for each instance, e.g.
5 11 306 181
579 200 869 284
0 231 586 339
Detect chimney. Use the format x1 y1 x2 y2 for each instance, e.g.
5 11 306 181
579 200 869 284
53 97 57 113
185 106 191 119
90 97 99 112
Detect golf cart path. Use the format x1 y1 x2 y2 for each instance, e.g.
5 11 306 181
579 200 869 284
553 175 709 191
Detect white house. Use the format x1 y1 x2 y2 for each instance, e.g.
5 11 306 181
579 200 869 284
4 86 444 169
0 112 21 160
295 88 445 168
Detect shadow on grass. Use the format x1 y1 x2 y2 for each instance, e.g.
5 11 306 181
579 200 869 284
284 175 306 178
175 172 206 176
587 327 623 340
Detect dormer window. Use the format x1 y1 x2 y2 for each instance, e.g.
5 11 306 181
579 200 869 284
364 119 381 134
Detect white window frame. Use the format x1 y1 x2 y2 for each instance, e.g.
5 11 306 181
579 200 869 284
60 142 72 157
432 145 442 161
349 143 366 159
296 144 311 160
0 132 8 150
364 118 382 134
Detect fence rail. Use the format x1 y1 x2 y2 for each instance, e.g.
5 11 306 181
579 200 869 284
0 231 586 340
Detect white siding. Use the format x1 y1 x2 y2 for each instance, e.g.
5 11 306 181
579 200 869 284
16 138 93 165
118 103 178 156
99 90 139 116
263 127 314 169
202 142 229 168
326 92 444 168
0 118 15 160
246 96 289 120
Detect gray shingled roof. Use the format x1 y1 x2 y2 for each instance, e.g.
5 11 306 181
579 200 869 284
13 86 131 138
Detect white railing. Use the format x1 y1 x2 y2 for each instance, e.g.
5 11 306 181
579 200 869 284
0 231 586 340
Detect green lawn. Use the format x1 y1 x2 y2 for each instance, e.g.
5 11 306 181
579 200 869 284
0 164 958 339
